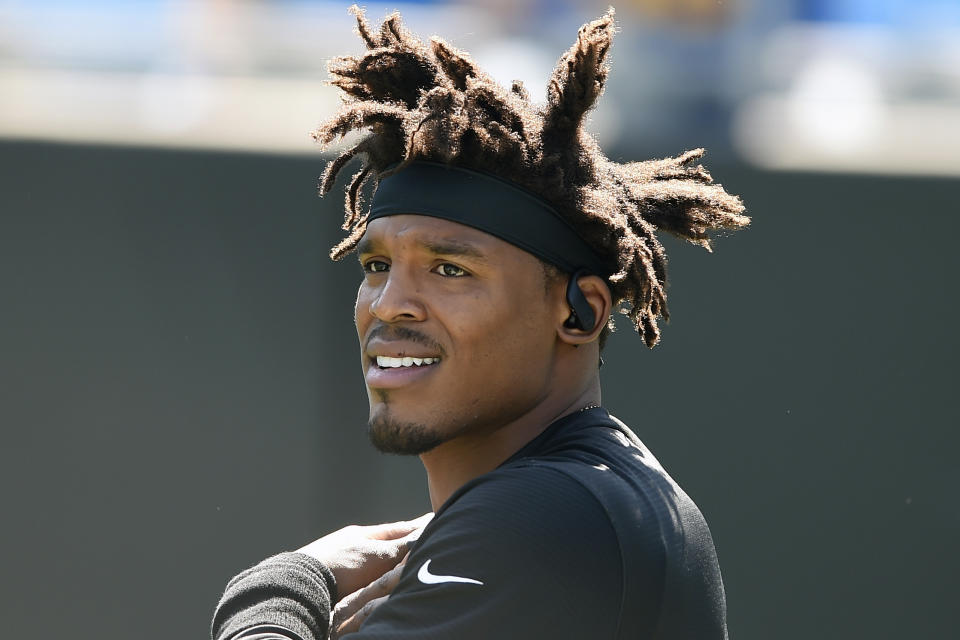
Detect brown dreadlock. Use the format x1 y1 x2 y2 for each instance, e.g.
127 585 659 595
313 6 748 348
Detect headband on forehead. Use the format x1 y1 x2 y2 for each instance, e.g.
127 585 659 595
367 162 608 276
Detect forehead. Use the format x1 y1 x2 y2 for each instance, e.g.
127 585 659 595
358 215 518 258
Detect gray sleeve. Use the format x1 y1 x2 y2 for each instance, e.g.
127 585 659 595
211 552 338 640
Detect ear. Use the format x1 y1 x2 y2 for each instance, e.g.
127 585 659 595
557 274 612 345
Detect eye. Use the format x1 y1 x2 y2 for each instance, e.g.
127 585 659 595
434 263 468 277
363 260 390 274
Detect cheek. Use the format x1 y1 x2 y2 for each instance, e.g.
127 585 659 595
355 283 372 333
456 295 555 380
452 326 554 421
503 313 555 368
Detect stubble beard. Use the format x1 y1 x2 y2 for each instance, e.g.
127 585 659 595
367 392 445 455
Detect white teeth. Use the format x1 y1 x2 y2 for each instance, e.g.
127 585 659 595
376 355 440 368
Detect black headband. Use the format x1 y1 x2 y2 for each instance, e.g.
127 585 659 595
367 161 608 276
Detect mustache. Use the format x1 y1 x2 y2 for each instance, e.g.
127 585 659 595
365 324 447 358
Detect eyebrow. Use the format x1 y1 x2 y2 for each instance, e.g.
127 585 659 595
356 235 489 262
421 238 488 261
356 236 379 256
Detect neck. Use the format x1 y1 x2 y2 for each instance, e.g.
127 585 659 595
419 376 601 511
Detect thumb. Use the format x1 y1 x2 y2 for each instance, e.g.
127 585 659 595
366 512 433 541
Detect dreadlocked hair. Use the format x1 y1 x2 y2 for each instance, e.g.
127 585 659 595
313 5 748 348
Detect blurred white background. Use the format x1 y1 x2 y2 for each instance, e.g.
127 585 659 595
2 0 959 175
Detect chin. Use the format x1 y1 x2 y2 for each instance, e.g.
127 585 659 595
367 409 445 455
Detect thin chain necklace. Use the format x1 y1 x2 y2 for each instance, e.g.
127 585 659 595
578 403 601 413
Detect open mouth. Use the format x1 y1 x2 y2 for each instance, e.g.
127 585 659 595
366 353 442 389
375 355 441 369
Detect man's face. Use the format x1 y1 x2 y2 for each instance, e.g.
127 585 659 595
355 215 563 455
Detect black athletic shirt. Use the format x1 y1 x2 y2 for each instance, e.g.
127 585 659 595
211 408 728 639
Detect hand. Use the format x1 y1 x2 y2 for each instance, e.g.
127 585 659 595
330 557 407 639
296 513 432 602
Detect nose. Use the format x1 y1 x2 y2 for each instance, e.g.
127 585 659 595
367 267 427 323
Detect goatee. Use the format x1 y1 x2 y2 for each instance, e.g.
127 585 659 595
368 414 444 455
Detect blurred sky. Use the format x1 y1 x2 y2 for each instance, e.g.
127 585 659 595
1 0 959 175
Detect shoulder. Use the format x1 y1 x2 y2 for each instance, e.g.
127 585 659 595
358 467 624 638
434 462 619 549
388 466 624 636
425 419 680 573
410 463 626 594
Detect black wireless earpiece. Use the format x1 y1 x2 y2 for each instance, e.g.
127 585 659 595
564 269 596 332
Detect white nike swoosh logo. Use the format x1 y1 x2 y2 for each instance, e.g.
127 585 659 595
417 559 484 586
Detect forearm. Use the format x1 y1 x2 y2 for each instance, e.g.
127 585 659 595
211 552 338 640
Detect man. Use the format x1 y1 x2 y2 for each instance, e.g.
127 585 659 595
212 6 747 639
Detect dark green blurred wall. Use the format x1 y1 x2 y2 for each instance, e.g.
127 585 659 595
0 141 956 638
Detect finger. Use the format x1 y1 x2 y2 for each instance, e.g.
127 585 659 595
334 561 404 627
365 512 433 541
376 516 432 567
334 595 389 639
396 522 430 566
381 525 429 565
404 516 432 543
